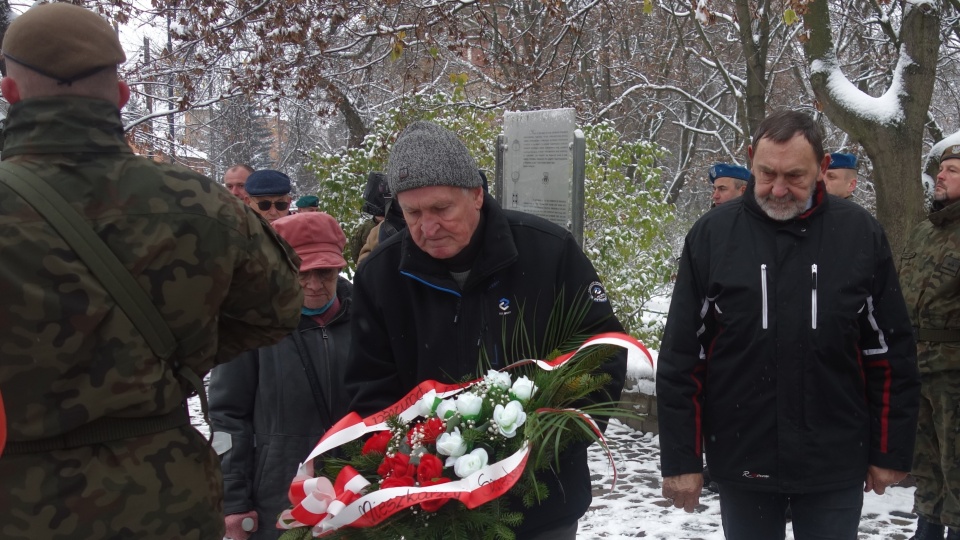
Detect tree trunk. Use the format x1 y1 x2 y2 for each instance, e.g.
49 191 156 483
801 0 940 258
735 0 771 138
325 81 367 149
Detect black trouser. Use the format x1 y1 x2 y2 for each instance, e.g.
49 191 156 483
718 483 863 540
521 521 577 540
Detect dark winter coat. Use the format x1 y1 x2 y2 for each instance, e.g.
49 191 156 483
345 194 627 536
657 182 920 493
0 97 301 540
209 279 353 539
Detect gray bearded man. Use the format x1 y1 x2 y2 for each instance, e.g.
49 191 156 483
657 109 920 540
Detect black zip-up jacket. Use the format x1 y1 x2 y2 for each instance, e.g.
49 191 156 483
208 279 352 540
657 182 920 493
345 194 627 535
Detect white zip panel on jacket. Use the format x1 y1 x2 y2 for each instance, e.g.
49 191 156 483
761 264 768 329
811 263 818 330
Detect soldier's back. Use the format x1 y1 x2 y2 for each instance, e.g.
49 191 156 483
0 97 302 539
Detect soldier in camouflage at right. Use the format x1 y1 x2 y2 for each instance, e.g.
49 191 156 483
900 144 960 540
0 4 302 539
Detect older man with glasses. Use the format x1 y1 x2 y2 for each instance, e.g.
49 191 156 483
209 211 353 540
246 169 293 223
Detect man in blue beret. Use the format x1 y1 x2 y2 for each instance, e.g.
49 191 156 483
824 152 858 199
709 163 751 207
246 170 293 224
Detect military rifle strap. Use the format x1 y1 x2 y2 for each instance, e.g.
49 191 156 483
0 161 210 427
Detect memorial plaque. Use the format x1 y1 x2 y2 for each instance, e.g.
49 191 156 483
502 109 576 229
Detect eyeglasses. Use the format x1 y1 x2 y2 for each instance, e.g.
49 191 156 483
256 200 290 212
299 268 339 282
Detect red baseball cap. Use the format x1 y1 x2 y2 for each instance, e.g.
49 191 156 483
272 212 347 271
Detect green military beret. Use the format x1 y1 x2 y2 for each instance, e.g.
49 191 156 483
2 3 126 84
296 195 320 209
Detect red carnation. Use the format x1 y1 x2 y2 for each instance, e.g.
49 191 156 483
406 417 446 446
381 474 416 489
416 454 445 484
362 431 392 455
377 452 415 479
419 477 452 512
421 418 445 444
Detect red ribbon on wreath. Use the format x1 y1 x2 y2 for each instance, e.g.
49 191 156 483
287 465 370 527
280 332 652 535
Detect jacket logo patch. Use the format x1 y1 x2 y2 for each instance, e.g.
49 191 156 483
498 298 512 316
940 255 960 278
742 470 771 479
589 281 608 303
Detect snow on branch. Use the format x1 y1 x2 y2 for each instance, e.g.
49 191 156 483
810 49 911 126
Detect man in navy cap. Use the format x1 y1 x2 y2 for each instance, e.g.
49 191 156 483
246 170 293 224
709 163 751 207
824 152 858 199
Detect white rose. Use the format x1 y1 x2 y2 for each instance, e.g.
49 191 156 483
453 448 489 478
455 392 483 419
418 390 440 417
436 398 457 420
510 376 537 402
435 427 467 458
485 369 512 390
493 401 527 438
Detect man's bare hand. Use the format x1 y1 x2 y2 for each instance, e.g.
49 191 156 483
662 473 704 512
864 465 908 495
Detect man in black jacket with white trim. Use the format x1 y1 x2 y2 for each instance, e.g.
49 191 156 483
344 121 626 539
658 110 920 539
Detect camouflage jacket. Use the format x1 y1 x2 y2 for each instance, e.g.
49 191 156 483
0 97 302 539
900 200 960 373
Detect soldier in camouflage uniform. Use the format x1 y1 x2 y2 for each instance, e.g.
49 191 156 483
0 4 302 539
900 144 960 540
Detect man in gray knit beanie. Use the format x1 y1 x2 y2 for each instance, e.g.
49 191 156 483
380 120 485 260
346 120 627 540
386 121 483 194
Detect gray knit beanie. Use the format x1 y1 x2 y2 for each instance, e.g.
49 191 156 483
386 121 481 194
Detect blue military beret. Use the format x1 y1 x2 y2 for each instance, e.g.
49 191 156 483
709 163 751 184
828 153 857 170
245 170 292 196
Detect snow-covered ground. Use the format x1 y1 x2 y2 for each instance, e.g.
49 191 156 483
191 301 916 539
580 419 919 540
190 399 920 539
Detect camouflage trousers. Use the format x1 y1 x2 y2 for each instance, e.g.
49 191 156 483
0 425 224 539
913 370 960 530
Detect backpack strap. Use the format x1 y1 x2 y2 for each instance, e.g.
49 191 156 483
0 161 210 445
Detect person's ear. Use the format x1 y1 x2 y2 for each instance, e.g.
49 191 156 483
819 154 831 177
117 81 131 109
1 77 22 104
471 187 484 210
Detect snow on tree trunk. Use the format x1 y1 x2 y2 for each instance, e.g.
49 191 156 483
800 0 940 258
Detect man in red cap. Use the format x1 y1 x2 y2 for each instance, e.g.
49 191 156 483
209 211 354 540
